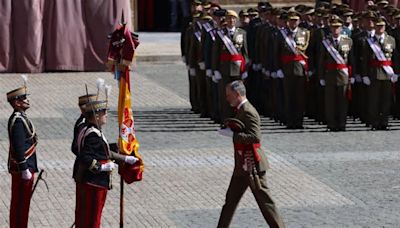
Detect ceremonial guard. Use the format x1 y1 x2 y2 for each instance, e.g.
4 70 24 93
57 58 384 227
274 9 310 129
73 100 139 228
318 15 354 131
212 10 248 121
217 80 285 228
361 16 398 130
71 94 97 155
7 76 38 228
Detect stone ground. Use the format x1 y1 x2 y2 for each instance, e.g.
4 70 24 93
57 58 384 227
1 33 400 227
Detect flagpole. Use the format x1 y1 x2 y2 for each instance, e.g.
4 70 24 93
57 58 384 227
120 175 124 228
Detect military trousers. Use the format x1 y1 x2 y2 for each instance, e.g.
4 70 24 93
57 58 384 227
283 76 306 128
10 172 34 228
324 85 349 130
368 79 392 128
188 71 199 113
217 171 285 228
195 68 207 117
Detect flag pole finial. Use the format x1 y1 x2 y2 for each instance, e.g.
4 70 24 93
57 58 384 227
121 10 126 26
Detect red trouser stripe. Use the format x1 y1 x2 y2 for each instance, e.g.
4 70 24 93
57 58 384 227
75 183 107 228
10 173 34 228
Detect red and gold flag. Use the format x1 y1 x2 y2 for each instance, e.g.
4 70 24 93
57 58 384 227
117 69 144 182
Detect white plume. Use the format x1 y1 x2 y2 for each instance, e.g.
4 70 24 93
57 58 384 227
21 74 28 84
105 85 112 100
96 78 105 90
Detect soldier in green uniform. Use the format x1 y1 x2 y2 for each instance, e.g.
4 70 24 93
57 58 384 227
212 10 248 122
361 16 398 130
274 9 310 129
318 15 354 131
391 12 400 119
217 80 285 228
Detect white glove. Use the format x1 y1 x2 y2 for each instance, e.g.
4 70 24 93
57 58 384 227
206 69 213 78
256 63 262 71
252 63 259 71
354 74 362 83
198 62 205 70
125 156 139 165
350 77 355 84
212 75 219 83
263 69 271 77
271 72 277 78
362 76 371 86
241 71 248 80
182 56 186 64
218 128 234 137
391 74 398 83
214 71 222 80
307 70 314 76
319 79 326 86
189 68 196 76
100 161 116 172
277 69 284 78
21 169 32 180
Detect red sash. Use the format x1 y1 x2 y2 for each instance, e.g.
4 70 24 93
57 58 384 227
325 63 353 76
234 143 261 162
220 53 246 73
369 60 392 67
281 54 309 72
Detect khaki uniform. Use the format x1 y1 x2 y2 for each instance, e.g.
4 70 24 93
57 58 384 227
212 27 248 121
361 32 397 129
184 23 199 113
275 26 310 128
318 35 353 130
217 101 285 228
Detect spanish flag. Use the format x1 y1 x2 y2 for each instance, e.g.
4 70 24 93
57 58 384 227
117 69 144 182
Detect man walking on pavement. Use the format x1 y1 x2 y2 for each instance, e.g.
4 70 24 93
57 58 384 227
217 80 285 228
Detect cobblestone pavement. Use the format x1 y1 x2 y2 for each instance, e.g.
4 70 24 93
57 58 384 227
1 62 400 227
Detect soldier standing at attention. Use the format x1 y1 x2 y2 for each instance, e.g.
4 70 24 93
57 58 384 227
73 100 139 228
361 16 398 130
275 9 310 129
212 10 248 122
7 80 38 228
318 15 354 131
71 94 97 155
217 80 285 228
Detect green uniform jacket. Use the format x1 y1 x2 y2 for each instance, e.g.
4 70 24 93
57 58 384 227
232 101 269 175
275 27 310 77
318 35 353 86
212 27 248 77
361 33 397 80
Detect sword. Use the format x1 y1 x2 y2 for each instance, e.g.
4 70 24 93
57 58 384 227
31 169 49 197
